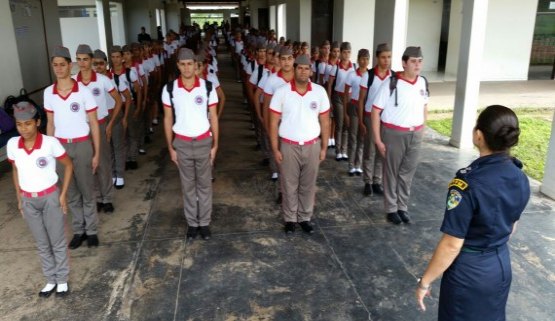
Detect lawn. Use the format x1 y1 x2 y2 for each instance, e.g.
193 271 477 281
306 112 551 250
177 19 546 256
427 108 554 181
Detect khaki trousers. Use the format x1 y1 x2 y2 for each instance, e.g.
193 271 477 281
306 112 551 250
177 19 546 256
95 121 114 203
362 114 383 184
332 93 348 155
111 114 126 178
347 102 363 169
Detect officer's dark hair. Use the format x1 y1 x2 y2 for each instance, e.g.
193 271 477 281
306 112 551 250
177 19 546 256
475 105 520 152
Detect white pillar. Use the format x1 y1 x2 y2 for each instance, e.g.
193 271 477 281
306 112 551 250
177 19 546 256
340 0 374 58
373 0 408 70
541 114 555 198
96 0 113 53
449 0 488 149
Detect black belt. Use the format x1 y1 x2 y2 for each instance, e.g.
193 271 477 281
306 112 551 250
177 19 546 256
460 245 500 253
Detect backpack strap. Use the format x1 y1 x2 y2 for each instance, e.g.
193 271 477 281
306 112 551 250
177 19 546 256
125 68 137 101
113 72 120 89
166 80 176 124
363 67 374 106
205 80 213 114
389 72 398 106
256 64 264 85
315 60 321 82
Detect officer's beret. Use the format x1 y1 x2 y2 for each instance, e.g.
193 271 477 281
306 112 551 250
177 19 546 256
358 49 370 58
340 42 351 51
13 101 37 121
76 44 93 55
294 54 311 66
93 49 107 60
177 48 195 61
403 46 423 58
51 46 71 60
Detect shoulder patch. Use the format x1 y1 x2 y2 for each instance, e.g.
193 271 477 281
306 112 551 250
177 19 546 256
448 178 468 191
447 189 463 210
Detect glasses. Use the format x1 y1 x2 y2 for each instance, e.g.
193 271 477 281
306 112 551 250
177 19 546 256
93 61 106 66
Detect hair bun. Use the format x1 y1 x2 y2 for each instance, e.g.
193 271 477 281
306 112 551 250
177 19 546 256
495 125 520 149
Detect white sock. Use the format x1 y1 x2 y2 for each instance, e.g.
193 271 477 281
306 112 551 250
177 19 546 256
41 283 56 292
57 283 68 292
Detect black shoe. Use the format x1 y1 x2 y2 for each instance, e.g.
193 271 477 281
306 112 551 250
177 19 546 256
199 226 212 240
138 149 146 155
254 144 261 151
125 161 131 170
260 158 270 166
128 161 138 170
363 183 373 196
387 212 403 225
55 285 69 298
284 222 295 234
68 233 87 249
276 192 282 205
372 184 384 195
97 202 104 212
397 210 411 223
299 221 315 234
144 135 152 144
186 226 198 240
38 285 57 298
87 234 99 247
103 203 114 213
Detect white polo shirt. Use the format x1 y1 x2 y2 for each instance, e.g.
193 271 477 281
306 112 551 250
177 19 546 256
43 80 98 139
249 64 270 88
372 72 429 128
7 133 67 193
114 68 138 102
330 61 355 93
345 69 366 102
74 71 116 121
323 61 337 84
360 68 392 113
132 62 146 86
161 76 219 137
318 61 330 83
106 70 130 107
263 71 292 97
270 80 330 142
234 40 244 55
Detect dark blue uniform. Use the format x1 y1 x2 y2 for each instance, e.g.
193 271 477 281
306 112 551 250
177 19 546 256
438 153 530 321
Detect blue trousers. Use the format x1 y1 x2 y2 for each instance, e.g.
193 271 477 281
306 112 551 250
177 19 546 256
439 243 512 321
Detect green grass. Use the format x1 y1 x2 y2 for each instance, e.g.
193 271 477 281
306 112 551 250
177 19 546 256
427 109 553 181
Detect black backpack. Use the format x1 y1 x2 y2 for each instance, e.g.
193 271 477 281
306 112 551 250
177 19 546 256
363 68 395 106
388 73 429 107
3 88 47 133
166 79 213 124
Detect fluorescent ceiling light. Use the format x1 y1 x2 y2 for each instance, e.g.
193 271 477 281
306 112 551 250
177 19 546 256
186 5 238 10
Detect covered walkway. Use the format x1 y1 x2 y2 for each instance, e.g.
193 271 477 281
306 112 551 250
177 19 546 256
0 47 554 321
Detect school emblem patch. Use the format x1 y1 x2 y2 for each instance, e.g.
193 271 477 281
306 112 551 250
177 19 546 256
70 102 80 112
36 157 48 168
447 189 462 210
195 95 204 105
420 89 427 97
310 101 318 110
92 87 101 96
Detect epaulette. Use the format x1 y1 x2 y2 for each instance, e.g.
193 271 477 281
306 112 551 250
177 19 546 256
512 157 523 169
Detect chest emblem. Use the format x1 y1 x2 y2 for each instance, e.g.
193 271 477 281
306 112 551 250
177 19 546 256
70 102 80 112
36 157 48 168
447 189 462 210
195 95 204 105
310 101 318 110
92 87 101 96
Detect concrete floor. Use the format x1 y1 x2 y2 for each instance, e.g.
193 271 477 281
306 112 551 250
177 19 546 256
0 51 554 321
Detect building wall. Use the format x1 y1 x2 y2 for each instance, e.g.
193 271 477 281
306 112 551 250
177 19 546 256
340 0 375 65
60 17 101 55
1 0 24 103
407 0 442 72
124 0 169 43
249 0 269 29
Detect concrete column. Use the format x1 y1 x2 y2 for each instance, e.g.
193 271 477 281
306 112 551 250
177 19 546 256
299 0 311 43
541 114 555 198
374 0 408 70
0 0 23 100
96 0 113 53
340 0 375 61
449 0 488 149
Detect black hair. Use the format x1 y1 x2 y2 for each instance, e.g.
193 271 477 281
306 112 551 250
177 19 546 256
475 105 520 152
402 55 409 62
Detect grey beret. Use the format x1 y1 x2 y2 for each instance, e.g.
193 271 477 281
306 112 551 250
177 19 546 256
177 48 195 61
76 44 93 55
110 45 123 54
294 54 311 66
403 46 423 58
376 43 392 54
121 45 131 53
93 49 107 60
130 42 141 50
331 41 340 49
358 49 370 58
279 46 293 57
13 101 37 121
340 42 351 51
51 46 71 60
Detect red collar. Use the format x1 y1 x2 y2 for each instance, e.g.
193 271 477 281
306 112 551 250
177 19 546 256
177 76 201 92
77 70 97 85
339 61 353 71
52 80 79 101
18 133 43 155
290 79 312 97
374 67 391 81
396 72 418 85
105 70 113 79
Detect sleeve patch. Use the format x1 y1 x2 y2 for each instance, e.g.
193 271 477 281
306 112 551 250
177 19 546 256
446 189 463 210
448 178 468 191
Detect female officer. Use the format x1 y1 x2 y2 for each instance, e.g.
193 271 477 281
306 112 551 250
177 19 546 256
7 102 73 297
415 105 530 320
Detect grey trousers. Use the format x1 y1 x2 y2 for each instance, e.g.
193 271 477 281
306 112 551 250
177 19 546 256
381 126 423 213
332 93 349 155
279 141 321 222
95 121 114 203
126 103 140 162
58 140 98 235
23 190 69 283
173 136 213 227
347 102 363 169
362 114 383 184
262 128 279 174
111 114 126 178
